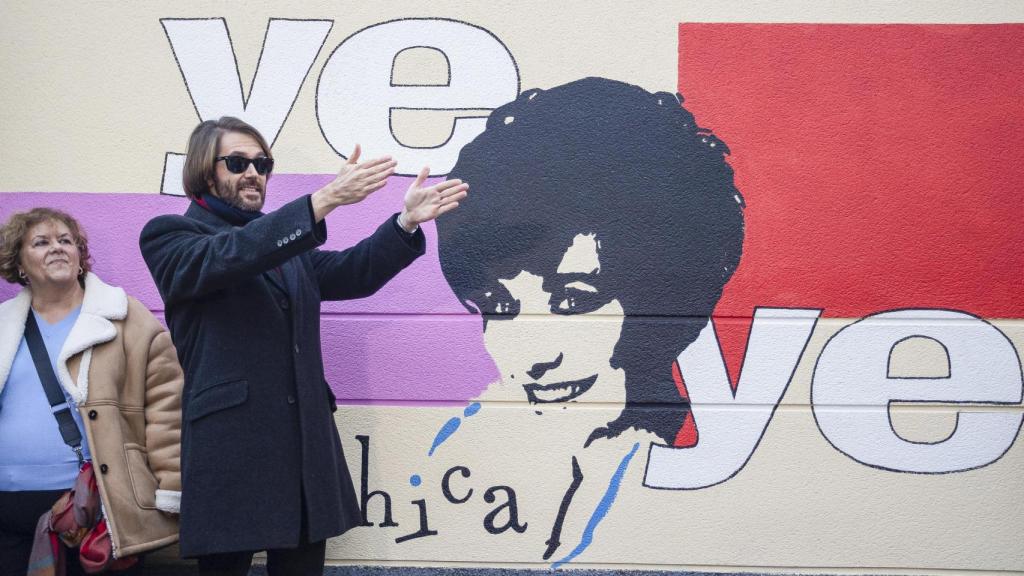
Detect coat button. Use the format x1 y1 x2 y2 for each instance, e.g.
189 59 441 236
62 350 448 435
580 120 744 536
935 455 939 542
287 395 296 405
88 410 98 420
279 299 289 310
294 344 300 354
100 464 109 474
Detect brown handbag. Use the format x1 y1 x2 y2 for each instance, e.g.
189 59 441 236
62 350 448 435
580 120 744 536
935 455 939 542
50 463 99 548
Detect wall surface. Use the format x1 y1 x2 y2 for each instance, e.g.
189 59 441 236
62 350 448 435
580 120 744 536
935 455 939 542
2 1 1023 573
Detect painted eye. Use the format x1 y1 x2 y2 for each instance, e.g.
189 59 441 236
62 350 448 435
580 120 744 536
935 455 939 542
551 286 605 315
491 295 520 318
555 294 576 311
475 286 520 320
495 300 517 314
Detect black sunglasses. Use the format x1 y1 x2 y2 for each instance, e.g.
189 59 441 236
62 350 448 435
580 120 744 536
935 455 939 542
216 155 274 175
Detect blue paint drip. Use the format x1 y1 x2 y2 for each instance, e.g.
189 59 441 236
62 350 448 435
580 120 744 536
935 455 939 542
463 402 481 417
551 442 640 570
410 474 421 487
428 417 461 456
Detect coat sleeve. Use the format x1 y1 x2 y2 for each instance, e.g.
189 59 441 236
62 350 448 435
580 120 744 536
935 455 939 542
312 213 426 301
139 195 327 305
144 327 184 514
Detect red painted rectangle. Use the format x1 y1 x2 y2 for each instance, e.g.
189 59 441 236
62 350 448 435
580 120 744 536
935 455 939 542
680 24 1024 321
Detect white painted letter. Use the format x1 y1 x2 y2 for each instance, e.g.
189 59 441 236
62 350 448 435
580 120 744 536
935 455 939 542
812 309 1023 473
160 18 333 195
644 308 821 489
316 19 519 176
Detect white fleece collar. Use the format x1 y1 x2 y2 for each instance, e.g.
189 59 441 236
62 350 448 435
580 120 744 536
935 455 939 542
0 273 127 403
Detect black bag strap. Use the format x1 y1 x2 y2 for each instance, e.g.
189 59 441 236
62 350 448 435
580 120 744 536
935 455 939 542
24 312 85 465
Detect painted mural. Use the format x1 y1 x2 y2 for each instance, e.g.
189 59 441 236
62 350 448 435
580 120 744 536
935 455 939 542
1 5 1023 573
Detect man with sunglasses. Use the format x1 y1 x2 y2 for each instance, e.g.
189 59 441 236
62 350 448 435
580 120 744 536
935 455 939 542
139 116 467 575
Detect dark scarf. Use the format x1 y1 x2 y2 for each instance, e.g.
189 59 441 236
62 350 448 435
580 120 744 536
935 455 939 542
194 193 263 226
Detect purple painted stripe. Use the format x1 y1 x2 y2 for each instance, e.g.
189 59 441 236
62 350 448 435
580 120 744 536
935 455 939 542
0 175 498 404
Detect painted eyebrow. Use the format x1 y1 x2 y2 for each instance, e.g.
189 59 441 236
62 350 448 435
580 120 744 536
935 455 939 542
550 273 600 293
565 280 598 293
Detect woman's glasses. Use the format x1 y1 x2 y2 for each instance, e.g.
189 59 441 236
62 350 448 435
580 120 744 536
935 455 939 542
216 155 274 175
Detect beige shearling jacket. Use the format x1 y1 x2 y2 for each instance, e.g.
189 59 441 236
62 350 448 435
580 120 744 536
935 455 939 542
0 273 182 557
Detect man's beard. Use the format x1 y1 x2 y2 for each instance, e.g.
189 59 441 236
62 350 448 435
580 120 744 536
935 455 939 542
214 177 265 212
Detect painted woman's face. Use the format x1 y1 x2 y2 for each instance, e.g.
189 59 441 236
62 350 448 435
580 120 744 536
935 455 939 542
480 233 626 408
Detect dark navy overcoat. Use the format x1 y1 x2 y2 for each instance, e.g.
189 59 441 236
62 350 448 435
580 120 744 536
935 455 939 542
139 195 423 556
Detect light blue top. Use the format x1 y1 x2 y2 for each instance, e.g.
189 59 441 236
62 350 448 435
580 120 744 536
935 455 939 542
0 306 92 491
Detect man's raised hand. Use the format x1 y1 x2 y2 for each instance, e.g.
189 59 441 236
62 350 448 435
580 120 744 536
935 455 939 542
397 167 469 232
311 144 397 221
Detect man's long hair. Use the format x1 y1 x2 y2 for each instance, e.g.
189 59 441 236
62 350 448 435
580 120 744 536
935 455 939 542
182 116 273 200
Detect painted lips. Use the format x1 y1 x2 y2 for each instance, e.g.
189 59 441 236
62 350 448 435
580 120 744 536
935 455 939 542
522 374 598 404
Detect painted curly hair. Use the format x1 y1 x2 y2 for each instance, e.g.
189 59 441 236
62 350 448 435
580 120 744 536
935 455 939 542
437 77 745 445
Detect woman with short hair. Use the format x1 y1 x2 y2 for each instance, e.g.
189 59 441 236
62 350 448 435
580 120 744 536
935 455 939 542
0 208 183 575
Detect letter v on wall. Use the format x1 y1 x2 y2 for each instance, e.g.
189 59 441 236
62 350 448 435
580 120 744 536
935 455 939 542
644 308 821 489
159 18 333 195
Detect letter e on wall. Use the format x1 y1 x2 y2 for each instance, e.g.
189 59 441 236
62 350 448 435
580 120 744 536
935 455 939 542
316 19 519 175
812 309 1023 473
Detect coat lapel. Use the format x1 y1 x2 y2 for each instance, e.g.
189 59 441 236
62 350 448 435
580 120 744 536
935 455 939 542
0 274 128 404
264 265 289 296
281 258 301 302
186 201 291 296
0 289 31 396
56 274 128 403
